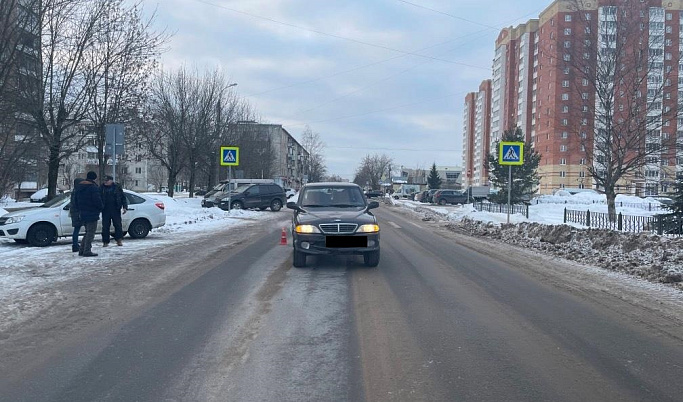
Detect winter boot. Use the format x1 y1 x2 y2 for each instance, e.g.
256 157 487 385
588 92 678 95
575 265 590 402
72 244 79 253
116 239 123 246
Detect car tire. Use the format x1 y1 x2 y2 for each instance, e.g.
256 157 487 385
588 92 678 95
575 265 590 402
293 249 306 267
439 199 447 205
128 218 150 238
26 223 56 247
230 201 243 210
364 250 380 267
270 199 282 212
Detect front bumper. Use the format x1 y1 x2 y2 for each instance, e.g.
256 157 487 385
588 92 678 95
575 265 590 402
0 223 26 239
293 232 380 255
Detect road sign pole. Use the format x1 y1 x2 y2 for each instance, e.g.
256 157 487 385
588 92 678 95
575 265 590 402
507 165 512 224
228 165 232 213
112 125 117 182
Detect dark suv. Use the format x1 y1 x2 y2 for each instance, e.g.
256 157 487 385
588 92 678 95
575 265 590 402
287 182 380 268
217 183 286 211
433 189 467 205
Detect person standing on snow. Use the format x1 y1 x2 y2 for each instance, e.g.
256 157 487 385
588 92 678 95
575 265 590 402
69 177 84 253
100 175 128 247
73 171 103 257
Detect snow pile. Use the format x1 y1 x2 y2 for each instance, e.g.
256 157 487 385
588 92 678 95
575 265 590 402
391 199 683 290
454 220 683 288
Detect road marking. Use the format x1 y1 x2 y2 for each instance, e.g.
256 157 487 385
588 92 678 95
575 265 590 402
409 221 421 228
388 221 401 229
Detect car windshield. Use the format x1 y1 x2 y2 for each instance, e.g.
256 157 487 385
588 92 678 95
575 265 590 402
41 192 70 207
301 186 366 208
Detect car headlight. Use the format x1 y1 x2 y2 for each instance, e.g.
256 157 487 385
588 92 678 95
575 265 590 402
295 224 320 234
220 197 231 202
4 215 25 224
357 224 380 233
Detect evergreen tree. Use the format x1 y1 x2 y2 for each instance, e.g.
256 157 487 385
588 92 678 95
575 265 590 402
487 127 541 204
668 176 683 216
427 163 442 189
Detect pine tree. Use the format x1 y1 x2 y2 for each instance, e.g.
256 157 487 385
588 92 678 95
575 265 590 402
427 163 442 189
668 176 683 216
487 127 541 204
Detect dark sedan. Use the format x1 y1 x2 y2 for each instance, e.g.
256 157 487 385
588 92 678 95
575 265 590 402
287 182 380 268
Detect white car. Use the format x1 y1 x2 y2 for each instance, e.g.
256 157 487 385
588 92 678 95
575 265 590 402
285 188 296 199
0 190 166 247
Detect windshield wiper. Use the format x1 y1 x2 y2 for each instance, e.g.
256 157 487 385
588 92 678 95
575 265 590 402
302 204 326 207
331 204 361 208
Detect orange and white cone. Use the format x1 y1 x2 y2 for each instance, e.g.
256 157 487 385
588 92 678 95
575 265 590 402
280 227 287 245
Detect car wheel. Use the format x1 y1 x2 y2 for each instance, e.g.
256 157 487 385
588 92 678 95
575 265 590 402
270 199 282 211
364 250 380 267
293 249 306 267
230 201 243 210
438 199 447 205
26 223 56 247
128 218 150 238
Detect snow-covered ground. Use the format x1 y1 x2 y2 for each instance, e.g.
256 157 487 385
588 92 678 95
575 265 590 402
388 191 683 291
0 193 289 303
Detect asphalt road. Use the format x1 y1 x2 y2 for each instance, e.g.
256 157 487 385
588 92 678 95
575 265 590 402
2 204 683 401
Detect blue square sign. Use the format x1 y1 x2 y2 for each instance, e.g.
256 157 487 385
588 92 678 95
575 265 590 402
499 142 524 165
220 146 239 166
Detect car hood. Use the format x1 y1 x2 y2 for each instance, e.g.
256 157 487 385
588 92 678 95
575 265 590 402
1 205 57 217
295 208 376 225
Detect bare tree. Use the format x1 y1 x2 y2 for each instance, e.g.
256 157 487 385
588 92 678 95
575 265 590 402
353 153 393 189
300 125 326 183
16 0 111 200
557 0 681 219
86 0 168 181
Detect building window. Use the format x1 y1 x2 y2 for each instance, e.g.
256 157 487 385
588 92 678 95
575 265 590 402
564 28 571 35
560 171 566 178
564 40 571 48
582 93 589 100
560 158 567 165
562 93 569 100
563 67 570 74
585 13 591 20
562 80 569 87
666 39 672 46
667 12 672 21
666 25 672 34
563 54 571 61
580 158 586 165
562 106 569 113
560 145 568 152
562 119 568 126
135 180 139 187
585 26 591 34
135 167 142 174
565 15 572 22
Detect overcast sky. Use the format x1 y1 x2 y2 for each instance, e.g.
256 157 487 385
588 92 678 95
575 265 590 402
139 0 544 180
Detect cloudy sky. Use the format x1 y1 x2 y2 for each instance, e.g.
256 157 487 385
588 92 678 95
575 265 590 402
139 0 544 180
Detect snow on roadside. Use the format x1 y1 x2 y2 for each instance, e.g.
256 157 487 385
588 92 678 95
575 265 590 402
0 195 283 305
390 197 683 292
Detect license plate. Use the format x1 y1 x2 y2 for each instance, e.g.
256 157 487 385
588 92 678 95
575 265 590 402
326 236 367 248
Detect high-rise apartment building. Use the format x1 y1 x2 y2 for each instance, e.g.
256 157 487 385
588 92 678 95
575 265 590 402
462 92 476 187
463 80 492 187
464 0 683 195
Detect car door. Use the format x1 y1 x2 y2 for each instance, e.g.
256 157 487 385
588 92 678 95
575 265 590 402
59 200 73 236
243 185 261 209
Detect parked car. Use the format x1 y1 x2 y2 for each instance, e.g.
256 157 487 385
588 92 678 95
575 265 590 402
216 183 286 211
364 189 384 198
30 188 63 203
414 191 426 202
433 189 468 205
0 190 166 247
287 182 380 268
424 189 439 203
285 188 297 199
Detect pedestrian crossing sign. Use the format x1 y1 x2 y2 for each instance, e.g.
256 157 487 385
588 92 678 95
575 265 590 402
220 146 239 166
499 142 524 165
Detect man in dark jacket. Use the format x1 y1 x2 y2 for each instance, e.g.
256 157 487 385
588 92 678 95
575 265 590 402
73 171 103 257
69 178 84 253
101 175 128 247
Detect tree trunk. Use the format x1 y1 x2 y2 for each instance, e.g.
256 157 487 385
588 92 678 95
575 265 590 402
47 143 61 200
166 169 176 198
606 186 617 222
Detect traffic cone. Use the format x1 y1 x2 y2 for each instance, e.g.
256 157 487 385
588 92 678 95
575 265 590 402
280 227 287 245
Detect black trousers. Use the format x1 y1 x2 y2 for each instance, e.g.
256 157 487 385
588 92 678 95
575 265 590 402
101 209 123 244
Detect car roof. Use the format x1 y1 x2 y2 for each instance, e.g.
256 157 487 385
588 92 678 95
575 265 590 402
303 182 360 188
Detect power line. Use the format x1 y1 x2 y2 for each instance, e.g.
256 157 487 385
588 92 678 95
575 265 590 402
327 145 459 152
395 0 500 30
189 0 488 69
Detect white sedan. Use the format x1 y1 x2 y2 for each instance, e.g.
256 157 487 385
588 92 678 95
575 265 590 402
0 190 166 247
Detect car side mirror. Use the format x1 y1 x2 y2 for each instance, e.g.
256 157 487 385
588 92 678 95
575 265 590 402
367 201 380 210
287 201 303 212
64 204 70 210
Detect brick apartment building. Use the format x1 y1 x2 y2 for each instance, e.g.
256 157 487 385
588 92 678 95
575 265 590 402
464 0 683 195
462 80 492 187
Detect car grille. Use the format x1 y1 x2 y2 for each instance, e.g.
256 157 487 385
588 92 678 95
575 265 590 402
319 223 358 234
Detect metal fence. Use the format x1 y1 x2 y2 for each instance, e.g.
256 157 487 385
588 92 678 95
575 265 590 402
474 201 529 218
564 208 683 236
532 198 668 212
